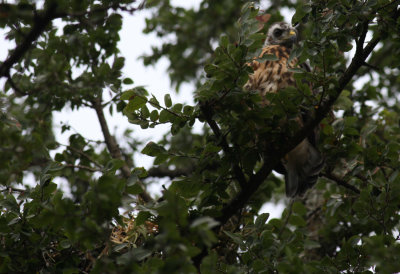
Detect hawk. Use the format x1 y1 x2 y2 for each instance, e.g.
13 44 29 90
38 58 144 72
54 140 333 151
244 22 324 197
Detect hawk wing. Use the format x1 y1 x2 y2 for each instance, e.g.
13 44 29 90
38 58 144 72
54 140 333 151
244 44 324 197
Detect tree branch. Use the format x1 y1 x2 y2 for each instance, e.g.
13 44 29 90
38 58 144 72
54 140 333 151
0 3 58 78
200 104 247 188
6 74 27 96
0 186 25 193
66 145 103 169
147 166 191 179
322 172 361 194
92 97 152 203
64 164 101 173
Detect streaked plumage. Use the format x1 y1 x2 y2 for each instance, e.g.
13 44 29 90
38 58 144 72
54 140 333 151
245 22 324 197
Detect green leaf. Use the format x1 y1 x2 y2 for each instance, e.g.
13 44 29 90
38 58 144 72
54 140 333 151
105 159 125 174
113 57 125 70
113 243 128 252
304 239 321 249
287 67 305 73
255 213 270 229
335 90 353 111
125 96 147 112
256 54 278 62
136 211 151 226
190 217 219 229
172 103 183 112
141 142 167 157
133 167 148 178
220 34 229 47
292 201 307 216
121 89 136 100
159 109 173 123
223 231 244 246
141 105 150 118
183 105 194 115
289 215 306 227
292 4 310 24
150 110 159 122
154 154 169 165
126 183 143 195
123 78 134 85
164 94 172 107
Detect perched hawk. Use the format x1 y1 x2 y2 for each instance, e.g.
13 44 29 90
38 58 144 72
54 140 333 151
244 22 324 197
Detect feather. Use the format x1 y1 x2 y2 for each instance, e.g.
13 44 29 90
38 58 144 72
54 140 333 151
244 22 324 197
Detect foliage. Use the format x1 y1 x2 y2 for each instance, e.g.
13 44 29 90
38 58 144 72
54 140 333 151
0 0 400 273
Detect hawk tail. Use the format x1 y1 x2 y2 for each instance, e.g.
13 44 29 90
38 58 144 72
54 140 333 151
285 141 324 197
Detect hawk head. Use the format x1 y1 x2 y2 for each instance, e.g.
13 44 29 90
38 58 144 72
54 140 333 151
264 22 297 48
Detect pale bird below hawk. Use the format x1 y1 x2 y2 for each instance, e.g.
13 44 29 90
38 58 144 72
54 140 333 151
244 22 324 197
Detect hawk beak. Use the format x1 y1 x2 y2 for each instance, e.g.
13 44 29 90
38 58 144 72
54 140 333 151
286 29 297 43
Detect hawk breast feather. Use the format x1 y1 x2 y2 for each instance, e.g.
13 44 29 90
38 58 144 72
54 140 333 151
244 45 297 96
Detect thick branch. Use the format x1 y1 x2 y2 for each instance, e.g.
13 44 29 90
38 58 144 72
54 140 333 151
200 104 247 188
0 3 58 78
92 98 152 203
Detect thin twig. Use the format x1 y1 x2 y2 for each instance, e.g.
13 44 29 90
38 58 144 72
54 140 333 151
6 73 27 96
63 164 102 172
322 172 361 194
362 61 380 71
65 145 103 168
147 166 191 179
0 187 25 193
278 199 294 238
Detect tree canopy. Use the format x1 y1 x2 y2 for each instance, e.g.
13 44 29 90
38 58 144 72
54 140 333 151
1 0 400 273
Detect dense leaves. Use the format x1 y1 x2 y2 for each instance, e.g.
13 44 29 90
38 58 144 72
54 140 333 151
0 0 400 273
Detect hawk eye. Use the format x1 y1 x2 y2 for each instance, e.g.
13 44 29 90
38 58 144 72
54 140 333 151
273 28 283 37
